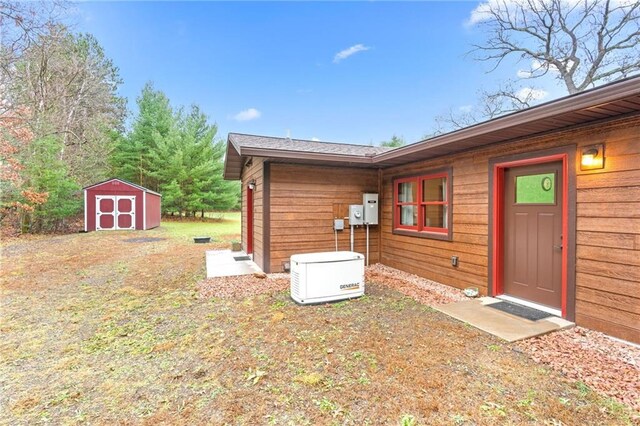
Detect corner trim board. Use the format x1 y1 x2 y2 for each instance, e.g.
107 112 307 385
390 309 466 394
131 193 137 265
84 189 88 232
143 192 147 230
263 162 271 273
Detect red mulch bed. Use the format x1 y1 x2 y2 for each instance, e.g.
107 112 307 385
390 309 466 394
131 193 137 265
198 273 289 299
365 263 467 306
516 326 640 412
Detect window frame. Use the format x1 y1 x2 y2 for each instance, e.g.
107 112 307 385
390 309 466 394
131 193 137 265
392 167 453 241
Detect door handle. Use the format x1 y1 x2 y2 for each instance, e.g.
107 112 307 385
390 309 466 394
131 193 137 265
553 244 563 250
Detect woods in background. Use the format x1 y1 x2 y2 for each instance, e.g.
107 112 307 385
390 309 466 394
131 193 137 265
0 2 238 233
112 83 239 218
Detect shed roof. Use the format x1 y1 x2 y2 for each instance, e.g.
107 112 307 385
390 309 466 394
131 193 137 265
83 178 162 197
224 75 640 179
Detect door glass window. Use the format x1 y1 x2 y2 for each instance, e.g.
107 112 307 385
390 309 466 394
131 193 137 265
515 173 555 204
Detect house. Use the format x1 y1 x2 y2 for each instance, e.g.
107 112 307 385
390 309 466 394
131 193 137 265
84 178 162 232
223 76 640 343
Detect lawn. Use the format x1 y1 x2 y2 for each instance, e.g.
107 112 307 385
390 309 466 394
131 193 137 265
0 220 636 424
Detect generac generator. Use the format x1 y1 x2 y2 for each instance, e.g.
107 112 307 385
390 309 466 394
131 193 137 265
290 251 365 305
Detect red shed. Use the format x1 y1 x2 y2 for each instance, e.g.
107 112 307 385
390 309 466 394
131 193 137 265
83 178 162 232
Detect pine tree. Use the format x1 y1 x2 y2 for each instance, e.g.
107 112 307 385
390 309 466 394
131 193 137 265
112 86 240 218
112 83 173 190
23 136 81 232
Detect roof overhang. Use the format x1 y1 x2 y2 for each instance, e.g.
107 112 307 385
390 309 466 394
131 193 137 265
372 76 640 167
223 76 640 179
83 178 162 196
223 138 377 180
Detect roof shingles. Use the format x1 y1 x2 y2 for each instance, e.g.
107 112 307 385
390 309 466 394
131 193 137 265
228 133 391 157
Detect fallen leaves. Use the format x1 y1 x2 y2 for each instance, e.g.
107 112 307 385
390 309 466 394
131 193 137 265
246 368 267 385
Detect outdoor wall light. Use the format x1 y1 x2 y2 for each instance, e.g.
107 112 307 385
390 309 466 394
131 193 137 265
580 144 604 171
248 180 256 190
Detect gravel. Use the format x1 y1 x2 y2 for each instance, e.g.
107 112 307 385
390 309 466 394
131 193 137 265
516 326 640 412
365 263 467 306
198 273 289 299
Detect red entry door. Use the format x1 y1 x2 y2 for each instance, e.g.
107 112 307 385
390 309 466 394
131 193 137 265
503 162 563 309
246 186 253 254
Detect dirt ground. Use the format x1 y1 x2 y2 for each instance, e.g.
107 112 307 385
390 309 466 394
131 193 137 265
1 226 638 425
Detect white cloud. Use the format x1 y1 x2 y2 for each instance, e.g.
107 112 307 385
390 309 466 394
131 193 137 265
459 105 473 113
467 0 631 26
466 0 496 26
517 58 561 78
311 137 321 141
232 108 261 122
516 87 549 102
517 69 533 78
333 44 371 63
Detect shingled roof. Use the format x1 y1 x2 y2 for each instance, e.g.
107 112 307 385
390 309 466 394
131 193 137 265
229 133 390 155
224 75 640 180
224 133 392 179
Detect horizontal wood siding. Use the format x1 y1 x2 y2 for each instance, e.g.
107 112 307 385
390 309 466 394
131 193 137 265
269 164 380 272
241 158 264 269
575 120 640 343
380 114 640 343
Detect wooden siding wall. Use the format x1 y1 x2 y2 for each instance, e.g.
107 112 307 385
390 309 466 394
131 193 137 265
269 164 380 273
380 115 640 343
574 118 640 343
241 158 264 269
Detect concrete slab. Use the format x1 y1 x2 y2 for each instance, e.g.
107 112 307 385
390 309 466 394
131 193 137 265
205 250 262 278
435 297 574 342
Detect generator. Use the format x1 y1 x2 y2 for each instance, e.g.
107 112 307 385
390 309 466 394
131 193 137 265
290 251 365 304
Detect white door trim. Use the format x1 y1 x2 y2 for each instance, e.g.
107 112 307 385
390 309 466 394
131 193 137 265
115 196 136 230
96 195 116 231
95 195 136 230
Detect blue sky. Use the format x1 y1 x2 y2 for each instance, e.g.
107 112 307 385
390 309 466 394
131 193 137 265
75 1 564 145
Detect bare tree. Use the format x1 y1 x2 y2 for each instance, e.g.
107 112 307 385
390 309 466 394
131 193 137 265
434 0 640 133
434 80 548 133
9 24 126 185
1 1 69 113
471 0 640 93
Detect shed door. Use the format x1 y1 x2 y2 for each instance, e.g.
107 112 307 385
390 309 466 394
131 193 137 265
96 196 136 231
504 162 562 309
116 196 136 230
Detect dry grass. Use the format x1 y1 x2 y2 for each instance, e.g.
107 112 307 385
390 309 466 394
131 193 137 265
1 225 638 424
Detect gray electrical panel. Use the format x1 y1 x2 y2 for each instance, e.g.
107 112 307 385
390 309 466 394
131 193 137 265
349 204 364 226
333 219 344 231
363 193 379 225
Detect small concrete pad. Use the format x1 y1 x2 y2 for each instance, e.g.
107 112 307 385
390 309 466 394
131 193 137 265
435 297 574 342
205 250 262 278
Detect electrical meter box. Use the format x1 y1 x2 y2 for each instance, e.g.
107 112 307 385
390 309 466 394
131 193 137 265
349 205 364 226
363 193 379 225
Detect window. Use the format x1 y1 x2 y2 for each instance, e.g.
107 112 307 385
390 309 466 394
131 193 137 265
394 170 451 238
515 173 556 204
